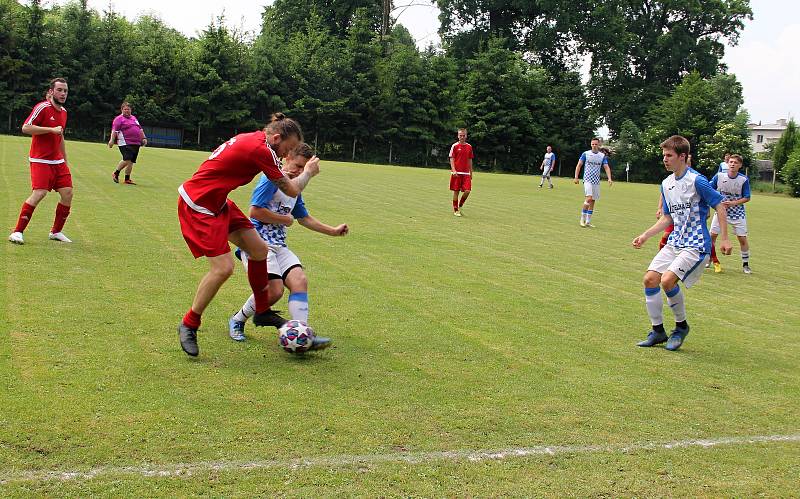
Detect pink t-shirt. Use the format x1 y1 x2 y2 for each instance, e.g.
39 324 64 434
112 114 143 146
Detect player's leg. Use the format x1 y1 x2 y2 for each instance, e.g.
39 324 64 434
709 215 722 271
113 159 129 183
284 267 309 322
638 269 668 347
451 186 460 215
738 234 751 273
547 171 553 188
9 188 48 244
585 197 596 227
49 185 73 242
459 189 470 210
661 248 708 351
178 253 235 356
123 147 139 184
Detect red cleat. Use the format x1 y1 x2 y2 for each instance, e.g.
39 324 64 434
124 179 137 185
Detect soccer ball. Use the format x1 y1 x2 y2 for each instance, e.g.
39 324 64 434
278 320 316 354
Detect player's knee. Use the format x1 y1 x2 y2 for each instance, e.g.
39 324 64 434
269 281 284 300
643 272 659 288
660 274 678 290
28 189 48 205
213 260 235 280
59 188 73 203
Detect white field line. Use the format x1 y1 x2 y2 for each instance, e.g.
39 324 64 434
1 433 799 485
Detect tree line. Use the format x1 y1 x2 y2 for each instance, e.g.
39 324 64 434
1 0 753 179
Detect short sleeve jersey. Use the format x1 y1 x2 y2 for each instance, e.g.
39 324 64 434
543 152 556 168
25 100 67 164
711 172 750 220
180 131 285 214
249 175 308 247
112 114 143 146
661 168 724 253
449 142 474 174
579 150 608 185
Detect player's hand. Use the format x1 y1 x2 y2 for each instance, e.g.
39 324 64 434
142 138 148 147
51 126 63 135
720 239 733 255
721 200 733 208
304 156 320 177
608 179 613 186
335 224 349 236
573 178 579 184
632 234 648 249
451 171 457 176
283 215 294 227
655 208 663 219
107 141 114 148
540 166 543 171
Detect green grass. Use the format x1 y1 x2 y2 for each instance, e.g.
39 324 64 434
1 134 799 496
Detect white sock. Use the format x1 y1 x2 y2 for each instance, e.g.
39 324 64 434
233 295 256 322
665 285 686 322
645 287 663 326
586 210 593 224
288 292 309 322
741 250 750 264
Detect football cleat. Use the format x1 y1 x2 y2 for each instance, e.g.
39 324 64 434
112 172 119 183
585 222 595 228
309 336 332 351
178 322 199 356
579 219 587 227
549 184 554 189
713 262 722 273
8 232 24 245
665 325 690 351
253 309 287 328
124 179 137 185
637 330 668 347
454 211 462 217
229 318 246 341
743 265 752 274
48 232 72 243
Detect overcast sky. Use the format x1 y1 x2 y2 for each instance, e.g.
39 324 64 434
44 0 797 125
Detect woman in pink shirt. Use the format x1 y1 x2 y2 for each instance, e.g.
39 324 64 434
108 102 147 185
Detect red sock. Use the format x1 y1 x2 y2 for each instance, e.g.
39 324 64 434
51 203 70 233
183 308 202 329
459 197 467 208
247 257 270 313
14 202 36 233
711 244 719 263
452 200 458 212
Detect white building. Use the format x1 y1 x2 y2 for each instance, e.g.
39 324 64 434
748 118 788 153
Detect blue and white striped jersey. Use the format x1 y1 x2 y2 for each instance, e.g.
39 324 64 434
711 172 750 221
661 168 724 253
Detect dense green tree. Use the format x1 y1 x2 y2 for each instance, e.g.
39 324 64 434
0 0 29 131
771 119 799 174
699 111 753 173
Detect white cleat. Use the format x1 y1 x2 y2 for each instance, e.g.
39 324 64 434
48 232 72 243
8 232 24 244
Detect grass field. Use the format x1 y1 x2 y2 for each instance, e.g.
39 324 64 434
1 134 799 496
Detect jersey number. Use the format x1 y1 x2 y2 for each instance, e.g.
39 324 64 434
209 137 237 160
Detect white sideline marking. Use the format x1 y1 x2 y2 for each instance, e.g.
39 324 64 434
1 433 798 485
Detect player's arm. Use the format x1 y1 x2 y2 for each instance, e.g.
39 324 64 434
604 163 613 185
108 129 118 148
573 159 583 184
249 206 293 227
698 175 732 254
140 127 147 147
655 195 663 219
22 123 62 136
468 157 473 178
273 156 320 197
60 132 68 165
633 214 673 248
713 203 732 254
297 215 349 236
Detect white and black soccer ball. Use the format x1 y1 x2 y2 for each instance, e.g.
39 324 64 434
278 320 316 354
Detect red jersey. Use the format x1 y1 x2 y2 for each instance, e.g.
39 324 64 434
180 131 286 215
25 100 67 164
449 142 473 173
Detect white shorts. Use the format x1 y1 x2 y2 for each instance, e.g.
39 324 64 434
648 245 708 288
542 165 553 177
584 182 600 200
710 214 748 237
240 246 302 280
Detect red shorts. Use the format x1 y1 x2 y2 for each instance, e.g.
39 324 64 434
31 162 72 191
178 198 254 258
450 174 472 192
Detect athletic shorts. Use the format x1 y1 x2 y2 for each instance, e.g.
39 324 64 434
30 161 72 191
119 145 140 163
178 197 253 258
710 214 748 237
542 165 554 177
583 182 600 200
450 173 472 192
648 245 708 288
241 245 302 281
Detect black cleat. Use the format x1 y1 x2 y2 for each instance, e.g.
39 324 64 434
637 330 668 347
253 309 287 328
178 322 199 356
309 336 332 351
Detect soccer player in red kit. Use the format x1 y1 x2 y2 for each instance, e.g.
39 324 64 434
449 128 474 216
177 113 320 357
8 78 73 245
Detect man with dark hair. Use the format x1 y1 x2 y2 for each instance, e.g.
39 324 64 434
9 78 73 244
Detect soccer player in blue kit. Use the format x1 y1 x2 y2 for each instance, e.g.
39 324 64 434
632 135 732 351
574 138 613 227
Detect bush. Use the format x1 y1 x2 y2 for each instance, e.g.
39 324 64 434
780 149 800 197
